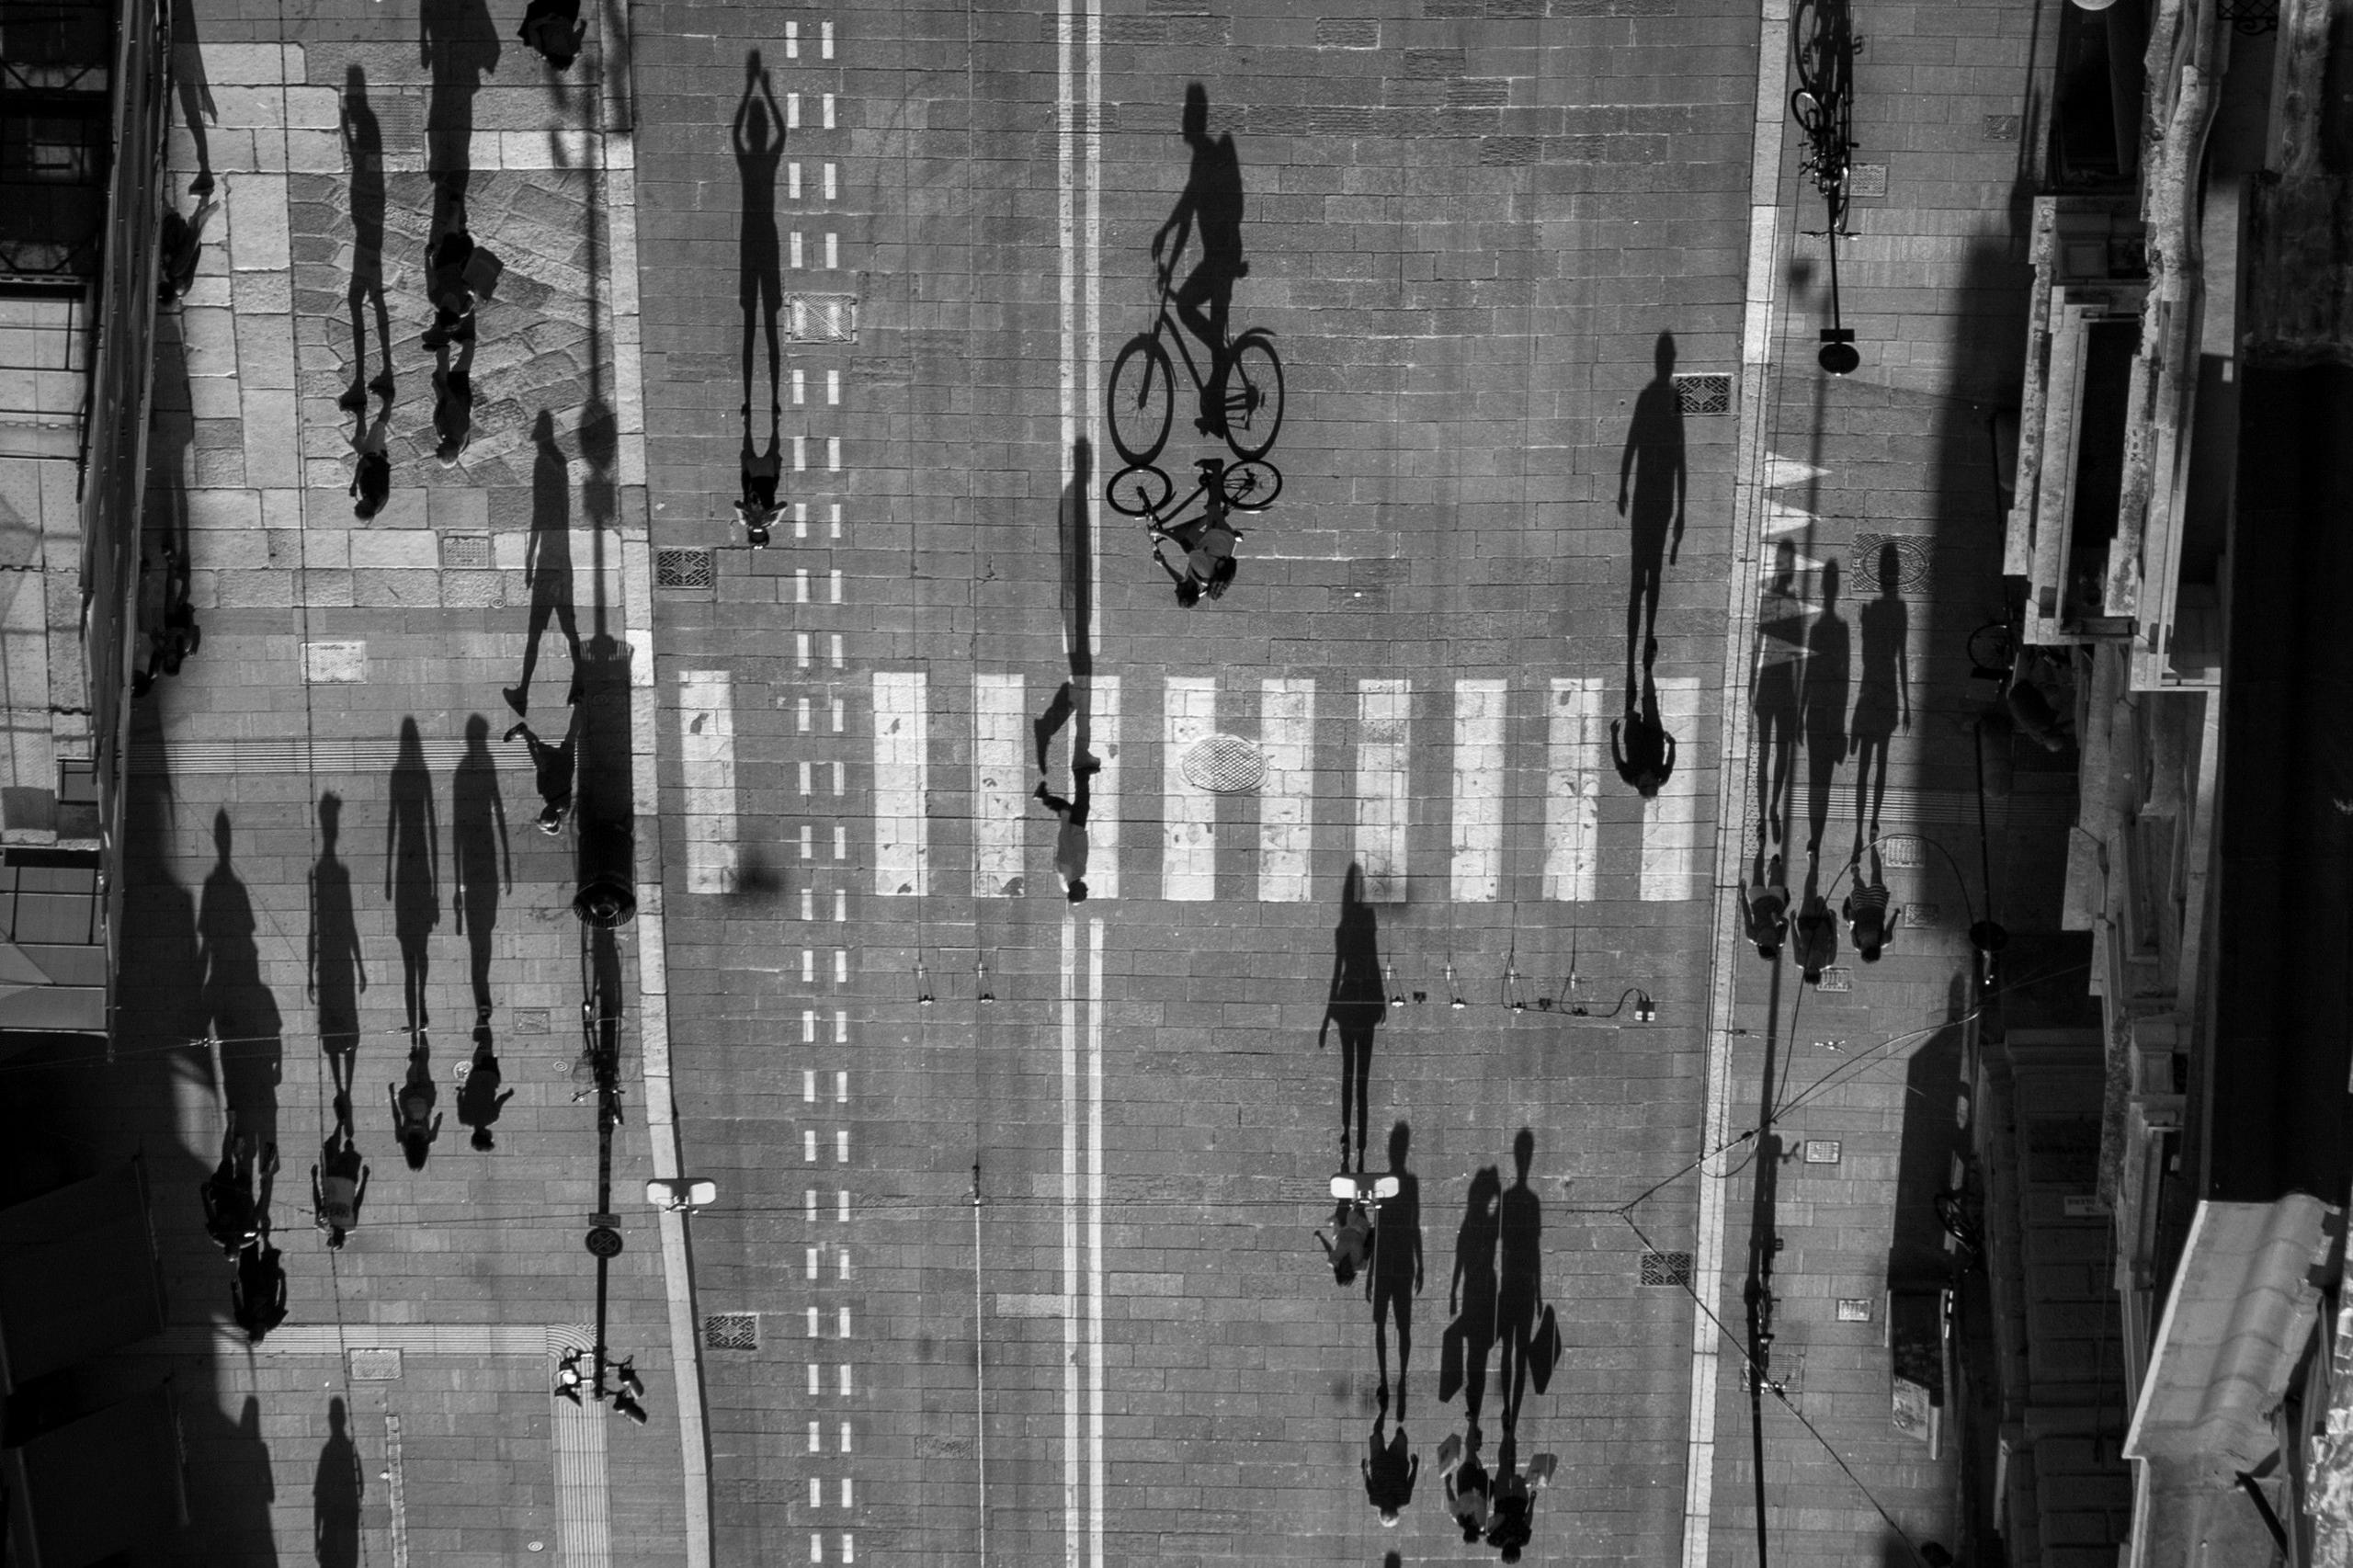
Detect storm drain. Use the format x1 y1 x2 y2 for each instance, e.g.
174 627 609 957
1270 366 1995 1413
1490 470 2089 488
439 534 491 570
1674 373 1733 415
704 1312 761 1350
1179 733 1267 794
656 548 714 590
1640 1251 1693 1288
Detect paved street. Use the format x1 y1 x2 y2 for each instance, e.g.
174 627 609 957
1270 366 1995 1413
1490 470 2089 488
90 0 2060 1560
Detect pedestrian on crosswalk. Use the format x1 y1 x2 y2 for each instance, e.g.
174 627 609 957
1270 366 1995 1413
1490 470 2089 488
1842 846 1897 962
1743 853 1790 960
1611 688 1677 798
1033 752 1101 902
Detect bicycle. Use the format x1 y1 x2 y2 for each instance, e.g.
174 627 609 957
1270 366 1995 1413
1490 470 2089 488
1790 0 1861 235
1107 267 1285 467
1106 453 1281 523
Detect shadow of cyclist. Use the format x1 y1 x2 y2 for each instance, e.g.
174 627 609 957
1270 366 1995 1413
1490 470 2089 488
1151 83 1246 437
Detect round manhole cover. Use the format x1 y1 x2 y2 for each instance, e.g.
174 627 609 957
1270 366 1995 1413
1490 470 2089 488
1180 733 1267 794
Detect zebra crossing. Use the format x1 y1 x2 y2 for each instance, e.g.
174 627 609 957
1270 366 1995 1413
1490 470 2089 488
852 669 1710 905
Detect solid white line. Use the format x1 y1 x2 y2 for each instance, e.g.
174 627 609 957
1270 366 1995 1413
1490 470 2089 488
677 671 741 894
1085 676 1120 899
870 672 928 896
1449 680 1507 902
1354 680 1412 901
1057 0 1076 520
1162 677 1217 900
1084 0 1103 662
385 1412 409 1568
1086 916 1105 1568
973 674 1028 896
1544 677 1603 902
1061 915 1080 1568
1258 678 1314 903
1638 676 1705 902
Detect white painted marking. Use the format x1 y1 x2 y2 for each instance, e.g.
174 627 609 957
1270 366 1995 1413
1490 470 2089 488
1544 678 1603 901
824 163 837 200
1162 677 1217 900
796 631 811 666
825 233 839 268
800 761 813 796
830 570 843 604
839 1364 852 1395
807 1308 820 1339
1763 452 1825 489
838 1308 851 1338
1081 676 1120 899
809 1475 822 1506
841 1534 854 1563
833 949 847 983
795 570 811 604
871 672 927 895
1354 680 1412 901
785 20 798 57
801 949 813 983
1450 680 1507 902
1639 677 1706 901
803 1068 815 1100
1061 914 1080 1568
840 1423 852 1451
837 1190 848 1221
385 1413 409 1568
830 633 844 667
786 92 801 129
808 1422 821 1451
806 1247 819 1279
974 673 1027 896
820 18 834 57
1258 679 1314 903
827 437 841 471
809 1532 822 1562
793 436 806 471
792 368 805 404
678 672 741 894
790 232 803 269
1087 916 1105 1568
1762 499 1814 537
823 94 836 131
834 889 846 922
829 503 841 540
804 1131 817 1162
826 369 841 405
789 162 801 200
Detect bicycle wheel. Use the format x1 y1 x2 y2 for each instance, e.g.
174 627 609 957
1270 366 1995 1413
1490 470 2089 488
1105 462 1173 517
1221 335 1286 460
1220 458 1282 512
1107 335 1174 468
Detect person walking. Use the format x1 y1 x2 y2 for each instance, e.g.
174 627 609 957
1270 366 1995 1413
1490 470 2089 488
1361 1415 1418 1527
1843 846 1897 962
231 1235 289 1341
1319 864 1386 1172
1793 883 1838 984
312 1127 369 1249
1031 752 1101 903
457 1028 513 1150
516 0 582 67
1742 853 1790 960
506 710 577 834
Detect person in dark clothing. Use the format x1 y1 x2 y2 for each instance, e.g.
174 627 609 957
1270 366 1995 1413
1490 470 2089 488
1032 753 1101 903
1361 1415 1418 1526
390 1039 442 1169
432 346 474 467
158 180 223 300
232 1235 289 1341
201 1115 270 1257
516 0 582 67
506 710 577 834
1148 479 1241 606
1843 846 1897 962
1793 885 1838 984
1315 1196 1372 1286
1151 85 1247 437
1743 853 1790 960
422 224 478 349
348 407 392 520
1439 1428 1491 1541
1446 1166 1502 1429
1611 695 1677 797
313 1124 369 1249
737 411 784 547
457 1027 513 1150
1369 1120 1423 1415
1319 864 1386 1172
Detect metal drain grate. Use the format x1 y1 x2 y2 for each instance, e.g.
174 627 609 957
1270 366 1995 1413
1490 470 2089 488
1674 372 1733 415
656 548 714 589
439 534 491 570
1853 532 1934 592
1877 835 1925 868
1848 164 1889 198
1815 967 1854 993
1179 733 1268 794
704 1312 760 1350
1640 1251 1693 1288
789 293 859 343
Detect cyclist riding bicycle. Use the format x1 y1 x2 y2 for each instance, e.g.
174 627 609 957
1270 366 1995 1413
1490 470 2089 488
1147 460 1243 607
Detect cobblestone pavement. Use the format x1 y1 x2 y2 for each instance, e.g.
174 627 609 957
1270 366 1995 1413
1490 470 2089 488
91 0 2063 1560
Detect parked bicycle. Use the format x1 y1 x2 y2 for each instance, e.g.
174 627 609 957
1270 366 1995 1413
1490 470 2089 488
1790 0 1861 235
1108 267 1285 467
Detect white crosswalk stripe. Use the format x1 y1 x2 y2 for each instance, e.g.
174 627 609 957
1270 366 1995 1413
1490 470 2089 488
865 669 1717 905
678 671 741 895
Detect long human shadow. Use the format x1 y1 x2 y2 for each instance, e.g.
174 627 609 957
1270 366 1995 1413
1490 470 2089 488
385 718 439 1039
1618 330 1687 690
450 714 509 1024
1751 539 1805 851
313 1396 362 1568
1320 863 1386 1172
505 411 584 715
308 791 365 1100
1494 1129 1544 1434
1446 1165 1502 1432
167 0 215 194
199 811 282 1147
1153 83 1248 434
1849 540 1910 847
1797 556 1849 861
733 51 786 415
1369 1119 1423 1415
420 0 500 200
1035 437 1097 776
338 65 394 413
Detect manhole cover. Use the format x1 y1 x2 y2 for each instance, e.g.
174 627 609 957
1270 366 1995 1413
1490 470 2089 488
1854 532 1933 592
1179 733 1267 794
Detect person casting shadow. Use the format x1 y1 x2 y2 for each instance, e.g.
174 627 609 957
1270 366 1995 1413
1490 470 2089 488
200 811 284 1146
1792 858 1838 985
1618 330 1688 688
1843 842 1897 963
308 793 366 1099
1611 669 1677 799
1152 83 1247 437
313 1396 362 1568
517 0 584 69
200 1111 272 1257
390 1037 442 1168
1849 541 1910 846
337 66 395 413
432 331 475 467
450 716 509 1021
1446 1165 1503 1431
1742 849 1791 961
1495 1130 1545 1433
1319 864 1386 1171
348 396 391 522
737 404 784 547
1369 1120 1423 1415
1438 1425 1492 1542
1032 753 1101 903
505 708 577 834
1362 1412 1418 1528
458 1025 513 1150
232 1228 289 1341
167 0 216 195
1797 557 1848 860
1752 539 1805 848
312 1110 369 1249
420 0 500 203
733 52 787 415
386 719 439 1038
504 411 584 714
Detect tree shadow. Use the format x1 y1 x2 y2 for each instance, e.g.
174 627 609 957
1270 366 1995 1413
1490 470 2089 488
199 810 282 1146
1321 863 1386 1171
308 791 365 1100
1618 330 1687 688
1798 557 1849 861
1495 1129 1544 1433
385 718 439 1039
1752 539 1806 852
1850 540 1910 849
1370 1119 1423 1415
734 51 786 414
1153 83 1248 434
420 0 500 201
450 714 509 1023
337 65 394 413
313 1395 362 1568
1446 1165 1502 1430
505 411 583 715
